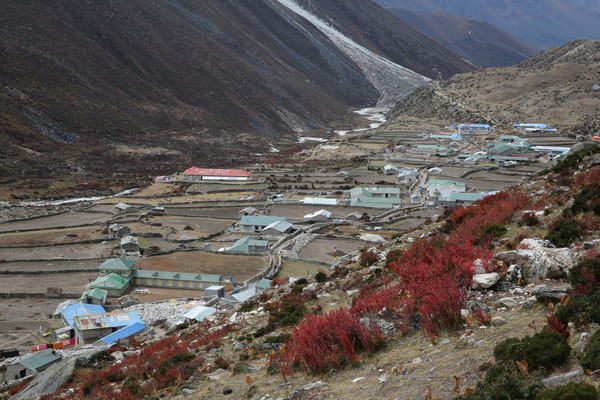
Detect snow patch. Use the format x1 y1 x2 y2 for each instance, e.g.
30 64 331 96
298 136 328 143
275 0 430 106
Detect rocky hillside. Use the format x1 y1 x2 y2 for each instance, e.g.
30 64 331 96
388 39 600 132
12 142 600 400
381 7 537 67
0 0 476 198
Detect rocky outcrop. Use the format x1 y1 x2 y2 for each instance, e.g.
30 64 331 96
495 238 575 279
531 284 569 301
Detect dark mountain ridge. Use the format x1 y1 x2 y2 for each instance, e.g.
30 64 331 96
381 7 537 67
0 0 475 197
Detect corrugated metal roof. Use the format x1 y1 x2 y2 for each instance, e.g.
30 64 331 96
228 236 268 252
255 279 272 290
240 215 286 226
79 288 107 302
263 220 293 232
183 167 250 177
60 303 106 328
133 270 223 282
74 312 142 331
99 258 136 271
90 273 131 290
301 197 338 205
304 209 332 220
184 306 217 321
16 349 61 371
223 288 256 303
96 322 146 345
426 179 466 187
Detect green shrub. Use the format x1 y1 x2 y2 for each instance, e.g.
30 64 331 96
158 352 195 375
581 330 600 371
536 382 598 400
571 187 600 216
314 271 327 283
464 363 542 400
264 334 288 344
294 278 308 286
494 331 570 372
239 300 258 313
524 331 571 371
545 218 581 247
569 256 600 289
494 337 524 364
551 146 600 174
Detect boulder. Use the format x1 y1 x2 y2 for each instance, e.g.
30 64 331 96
494 297 520 308
497 238 575 280
542 369 584 387
465 300 491 314
505 265 523 284
491 316 507 326
531 284 569 300
473 259 486 275
472 273 500 290
360 317 396 338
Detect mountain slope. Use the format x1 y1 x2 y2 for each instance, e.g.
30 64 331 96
383 7 537 67
0 0 476 196
427 0 600 50
387 39 600 132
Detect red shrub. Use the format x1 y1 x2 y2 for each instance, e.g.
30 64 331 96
474 309 491 326
359 250 378 267
286 308 384 375
546 314 569 339
392 236 492 339
575 165 600 189
271 276 289 287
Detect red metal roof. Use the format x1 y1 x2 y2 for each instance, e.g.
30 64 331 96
183 167 250 177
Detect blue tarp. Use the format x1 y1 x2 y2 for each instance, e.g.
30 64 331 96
96 322 146 345
60 304 106 328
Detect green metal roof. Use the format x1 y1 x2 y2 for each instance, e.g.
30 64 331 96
255 278 272 290
426 179 466 187
350 197 399 209
487 143 514 155
228 236 268 253
347 187 401 198
90 273 131 290
99 258 136 271
16 349 61 371
80 288 107 301
133 270 223 283
449 192 486 201
240 216 286 226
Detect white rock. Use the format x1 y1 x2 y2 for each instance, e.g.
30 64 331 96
495 297 520 308
359 233 386 243
352 377 365 383
472 273 500 290
517 238 575 279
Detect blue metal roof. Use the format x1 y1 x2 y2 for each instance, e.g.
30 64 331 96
60 304 106 328
96 322 146 345
513 123 549 128
458 124 491 129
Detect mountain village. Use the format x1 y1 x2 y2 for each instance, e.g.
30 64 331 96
2 114 597 399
